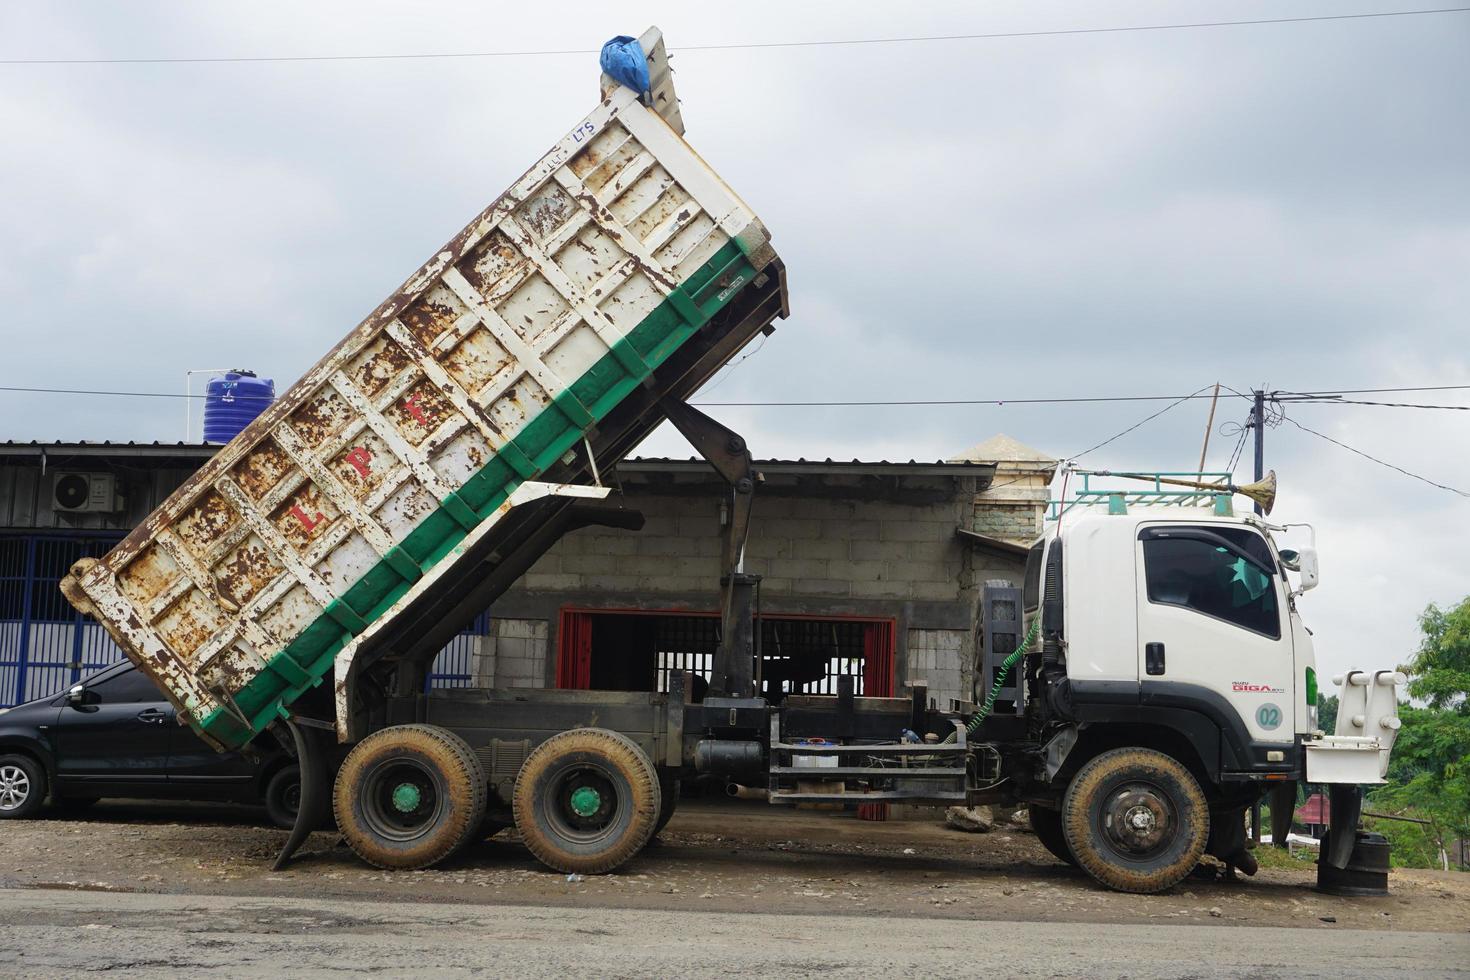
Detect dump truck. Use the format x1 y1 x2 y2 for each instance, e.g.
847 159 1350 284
62 28 1402 894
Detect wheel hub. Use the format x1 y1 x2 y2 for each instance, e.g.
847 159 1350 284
391 781 423 813
0 765 29 811
569 785 603 817
1104 786 1173 854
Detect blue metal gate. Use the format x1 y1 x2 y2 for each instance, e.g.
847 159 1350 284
426 611 490 689
0 533 129 707
0 532 489 708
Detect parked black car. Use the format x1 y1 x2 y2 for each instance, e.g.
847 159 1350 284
0 660 299 827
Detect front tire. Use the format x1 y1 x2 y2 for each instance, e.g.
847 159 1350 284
1028 805 1078 866
0 755 45 819
513 728 659 874
334 725 486 870
1062 747 1208 894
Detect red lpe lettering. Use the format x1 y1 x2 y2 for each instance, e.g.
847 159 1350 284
289 504 325 533
344 446 373 481
403 392 432 427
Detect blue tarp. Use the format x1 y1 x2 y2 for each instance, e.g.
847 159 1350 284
600 35 650 97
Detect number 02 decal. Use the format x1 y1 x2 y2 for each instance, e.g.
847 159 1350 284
1256 703 1283 730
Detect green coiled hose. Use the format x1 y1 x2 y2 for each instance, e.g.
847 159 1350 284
943 615 1041 744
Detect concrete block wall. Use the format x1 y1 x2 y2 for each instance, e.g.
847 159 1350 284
972 502 1043 545
472 618 548 689
530 478 971 606
905 628 969 709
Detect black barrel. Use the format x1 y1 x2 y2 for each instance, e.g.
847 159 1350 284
1316 830 1390 896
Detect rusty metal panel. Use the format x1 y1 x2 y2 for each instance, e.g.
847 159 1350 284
61 28 780 749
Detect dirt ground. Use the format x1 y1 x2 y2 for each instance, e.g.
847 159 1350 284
2 797 1466 932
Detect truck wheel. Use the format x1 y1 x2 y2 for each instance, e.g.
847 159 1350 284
0 754 45 820
334 725 486 870
652 772 679 839
513 728 659 874
1028 805 1077 867
264 765 301 830
1061 747 1208 894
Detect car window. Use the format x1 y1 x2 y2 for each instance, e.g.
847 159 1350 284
1142 535 1281 639
1210 526 1279 576
86 666 162 704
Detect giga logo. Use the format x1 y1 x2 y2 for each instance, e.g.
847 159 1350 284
1232 681 1285 694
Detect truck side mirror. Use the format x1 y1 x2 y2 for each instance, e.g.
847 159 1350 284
1293 547 1319 593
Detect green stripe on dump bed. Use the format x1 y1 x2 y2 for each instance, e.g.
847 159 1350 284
198 240 757 748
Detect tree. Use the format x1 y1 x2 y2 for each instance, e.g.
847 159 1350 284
1317 693 1338 733
1368 596 1470 870
1406 599 1470 712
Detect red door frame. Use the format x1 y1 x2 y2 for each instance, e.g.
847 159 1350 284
554 609 593 689
554 606 896 697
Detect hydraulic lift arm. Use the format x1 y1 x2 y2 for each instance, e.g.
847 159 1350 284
660 399 761 699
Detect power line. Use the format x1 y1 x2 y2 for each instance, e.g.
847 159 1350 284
1290 398 1470 410
4 382 1468 409
0 385 265 401
1224 419 1252 476
0 384 1265 406
1280 415 1470 498
1069 384 1217 461
1287 385 1470 396
2 8 1465 66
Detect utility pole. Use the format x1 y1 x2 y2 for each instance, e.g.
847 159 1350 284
1249 388 1266 850
1252 389 1266 516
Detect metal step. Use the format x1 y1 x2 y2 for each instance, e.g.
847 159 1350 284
769 790 967 803
769 741 966 755
768 765 964 777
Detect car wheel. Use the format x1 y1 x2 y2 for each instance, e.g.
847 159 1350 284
265 766 302 830
334 725 486 870
1028 805 1078 866
513 728 659 875
1062 747 1208 894
0 754 46 820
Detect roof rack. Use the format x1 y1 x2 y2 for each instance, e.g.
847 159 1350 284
1047 471 1236 520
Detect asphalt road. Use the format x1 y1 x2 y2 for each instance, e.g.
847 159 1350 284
1 888 1465 978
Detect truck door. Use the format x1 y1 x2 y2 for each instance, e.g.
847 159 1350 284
1134 524 1294 748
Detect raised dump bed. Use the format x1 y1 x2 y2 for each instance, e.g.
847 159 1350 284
62 29 782 751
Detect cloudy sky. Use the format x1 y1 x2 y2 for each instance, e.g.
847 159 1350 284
2 1 1467 685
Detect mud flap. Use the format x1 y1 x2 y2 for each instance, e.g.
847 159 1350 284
1269 781 1297 847
273 716 335 871
1324 783 1363 870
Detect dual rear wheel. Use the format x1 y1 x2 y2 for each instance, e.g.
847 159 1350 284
513 728 662 874
334 724 661 875
334 724 486 870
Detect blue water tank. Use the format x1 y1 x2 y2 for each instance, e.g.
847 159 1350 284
203 370 275 444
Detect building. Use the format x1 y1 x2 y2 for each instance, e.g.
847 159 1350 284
0 436 1057 710
486 436 1057 708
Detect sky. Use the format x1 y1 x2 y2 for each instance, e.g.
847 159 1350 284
2 1 1467 688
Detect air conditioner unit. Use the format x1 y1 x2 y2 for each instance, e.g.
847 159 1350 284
52 472 123 513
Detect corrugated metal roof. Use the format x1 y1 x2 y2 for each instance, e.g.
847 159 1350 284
0 440 219 458
0 443 999 474
620 457 997 478
625 455 991 467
